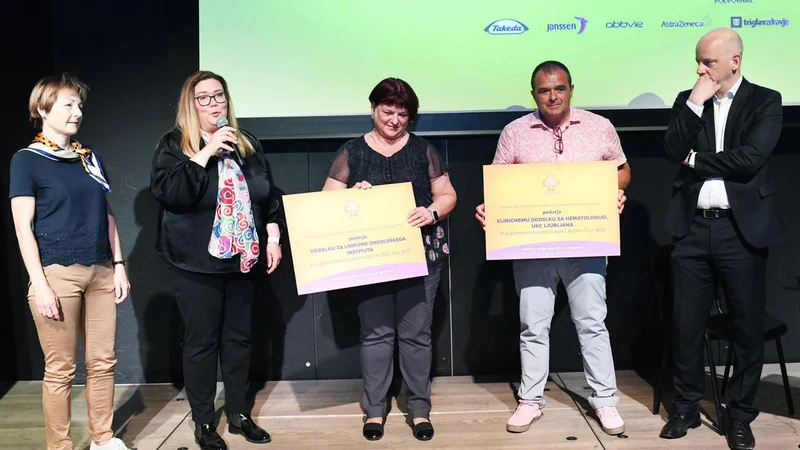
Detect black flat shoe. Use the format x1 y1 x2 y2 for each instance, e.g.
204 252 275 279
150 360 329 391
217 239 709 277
363 422 384 441
228 413 271 444
659 412 701 439
726 419 755 450
412 421 434 441
195 423 228 450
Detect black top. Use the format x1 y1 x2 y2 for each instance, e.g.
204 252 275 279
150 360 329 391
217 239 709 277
327 133 449 262
9 149 112 267
150 128 282 274
663 78 783 248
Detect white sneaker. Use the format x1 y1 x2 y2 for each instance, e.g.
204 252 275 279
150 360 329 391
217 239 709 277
90 437 131 450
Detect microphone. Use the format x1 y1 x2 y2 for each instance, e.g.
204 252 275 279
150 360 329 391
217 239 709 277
215 117 245 166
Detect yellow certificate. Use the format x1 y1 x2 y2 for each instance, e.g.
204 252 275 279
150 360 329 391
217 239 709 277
283 182 428 295
483 161 620 260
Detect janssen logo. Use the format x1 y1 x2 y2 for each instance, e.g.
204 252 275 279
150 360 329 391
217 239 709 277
484 19 529 35
547 17 589 34
606 20 644 29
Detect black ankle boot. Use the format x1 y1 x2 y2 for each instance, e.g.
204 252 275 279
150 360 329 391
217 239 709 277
228 413 271 444
195 423 227 450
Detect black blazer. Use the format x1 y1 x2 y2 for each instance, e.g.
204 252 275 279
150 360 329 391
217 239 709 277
150 128 282 273
663 78 783 249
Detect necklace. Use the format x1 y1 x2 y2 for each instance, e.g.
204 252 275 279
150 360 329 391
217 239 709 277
369 130 407 148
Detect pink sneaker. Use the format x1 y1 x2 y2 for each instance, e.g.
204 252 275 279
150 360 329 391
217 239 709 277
506 400 542 433
596 406 625 435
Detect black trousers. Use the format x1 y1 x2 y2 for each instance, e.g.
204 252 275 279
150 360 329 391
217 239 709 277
174 268 255 424
354 264 442 420
671 214 767 422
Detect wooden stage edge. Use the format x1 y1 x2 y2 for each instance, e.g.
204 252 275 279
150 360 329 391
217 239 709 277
2 364 799 449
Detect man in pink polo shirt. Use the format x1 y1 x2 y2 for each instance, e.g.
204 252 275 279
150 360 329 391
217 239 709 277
476 60 630 435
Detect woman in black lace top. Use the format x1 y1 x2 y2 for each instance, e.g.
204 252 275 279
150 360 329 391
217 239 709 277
322 78 457 442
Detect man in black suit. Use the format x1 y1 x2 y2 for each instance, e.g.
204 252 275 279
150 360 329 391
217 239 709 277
659 28 783 450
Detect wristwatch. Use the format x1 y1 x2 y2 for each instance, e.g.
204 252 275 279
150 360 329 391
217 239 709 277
267 236 281 245
427 209 439 224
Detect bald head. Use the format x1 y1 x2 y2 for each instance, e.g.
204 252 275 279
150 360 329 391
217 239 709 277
694 27 744 92
698 27 743 58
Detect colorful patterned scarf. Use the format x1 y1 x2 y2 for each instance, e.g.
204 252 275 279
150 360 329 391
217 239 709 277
208 152 260 272
23 133 111 193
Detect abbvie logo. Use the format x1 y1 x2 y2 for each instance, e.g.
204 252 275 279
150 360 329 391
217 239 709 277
606 21 643 29
485 19 529 35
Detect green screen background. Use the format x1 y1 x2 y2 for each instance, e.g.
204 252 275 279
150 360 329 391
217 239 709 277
200 0 798 118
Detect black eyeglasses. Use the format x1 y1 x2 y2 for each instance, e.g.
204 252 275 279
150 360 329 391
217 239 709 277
553 126 564 154
194 92 227 107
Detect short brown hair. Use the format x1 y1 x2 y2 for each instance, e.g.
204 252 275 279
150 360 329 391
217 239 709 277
28 73 89 128
368 78 420 123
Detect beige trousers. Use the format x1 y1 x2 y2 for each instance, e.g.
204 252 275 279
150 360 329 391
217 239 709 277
28 263 118 450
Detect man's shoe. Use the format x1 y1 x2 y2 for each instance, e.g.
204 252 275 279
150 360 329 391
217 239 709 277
595 406 625 435
506 400 542 433
195 423 227 450
726 419 755 450
228 413 271 444
659 412 701 439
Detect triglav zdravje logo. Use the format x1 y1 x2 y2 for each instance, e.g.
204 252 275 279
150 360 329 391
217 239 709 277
547 17 588 34
731 16 790 28
344 200 361 217
484 19 529 35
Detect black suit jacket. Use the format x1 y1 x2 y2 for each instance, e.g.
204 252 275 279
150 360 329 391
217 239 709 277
663 78 783 248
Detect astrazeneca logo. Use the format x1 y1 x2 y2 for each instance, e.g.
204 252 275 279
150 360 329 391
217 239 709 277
606 21 644 29
661 19 706 28
547 17 589 34
731 16 790 28
484 19 529 35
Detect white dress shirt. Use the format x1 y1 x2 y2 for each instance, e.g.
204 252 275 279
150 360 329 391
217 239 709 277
685 75 743 209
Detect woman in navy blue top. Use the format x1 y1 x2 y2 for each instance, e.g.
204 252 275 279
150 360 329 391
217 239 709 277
9 74 130 450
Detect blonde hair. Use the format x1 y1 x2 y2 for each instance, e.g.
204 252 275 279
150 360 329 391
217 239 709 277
175 71 254 157
29 74 89 128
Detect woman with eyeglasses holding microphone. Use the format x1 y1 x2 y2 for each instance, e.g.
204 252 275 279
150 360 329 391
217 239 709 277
150 71 282 450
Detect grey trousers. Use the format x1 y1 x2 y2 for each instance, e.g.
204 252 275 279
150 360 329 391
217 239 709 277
513 257 619 410
356 263 442 419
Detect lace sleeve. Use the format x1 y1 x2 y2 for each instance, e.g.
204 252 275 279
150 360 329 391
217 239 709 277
327 146 350 184
426 143 446 181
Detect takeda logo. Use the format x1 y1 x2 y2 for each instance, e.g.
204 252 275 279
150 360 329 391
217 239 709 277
547 17 589 34
484 19 529 35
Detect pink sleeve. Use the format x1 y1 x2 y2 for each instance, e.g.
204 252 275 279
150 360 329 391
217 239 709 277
602 122 627 166
492 127 515 165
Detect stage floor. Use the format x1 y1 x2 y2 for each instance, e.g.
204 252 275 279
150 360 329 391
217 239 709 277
2 364 799 449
